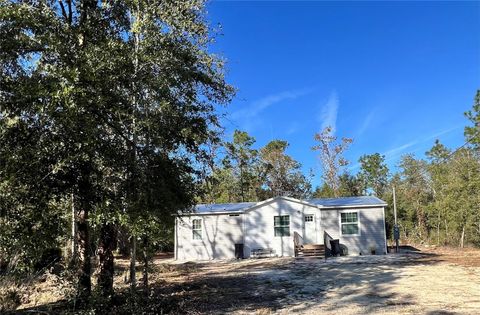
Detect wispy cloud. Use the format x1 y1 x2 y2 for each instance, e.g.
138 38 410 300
231 88 312 121
318 90 339 133
383 141 419 157
286 121 300 135
356 110 376 138
383 125 462 161
347 125 462 173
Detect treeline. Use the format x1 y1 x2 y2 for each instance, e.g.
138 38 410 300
0 0 233 303
202 91 480 248
200 130 312 203
316 91 480 248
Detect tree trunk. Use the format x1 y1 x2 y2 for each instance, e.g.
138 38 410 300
130 235 137 289
445 219 448 245
71 192 78 264
116 226 131 256
460 225 465 248
416 201 426 239
97 222 117 297
76 206 91 300
142 236 149 288
437 211 440 246
75 0 97 300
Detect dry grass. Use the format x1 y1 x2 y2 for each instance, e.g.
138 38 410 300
420 245 480 267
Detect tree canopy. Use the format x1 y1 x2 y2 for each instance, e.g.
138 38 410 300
0 0 233 298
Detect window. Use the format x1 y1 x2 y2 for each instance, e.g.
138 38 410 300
305 215 314 222
340 212 359 235
274 215 290 237
192 219 202 240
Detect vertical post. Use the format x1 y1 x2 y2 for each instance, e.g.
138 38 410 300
393 186 399 253
130 235 137 289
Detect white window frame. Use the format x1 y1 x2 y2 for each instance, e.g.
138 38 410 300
339 210 360 236
305 214 314 222
274 215 290 237
192 218 202 240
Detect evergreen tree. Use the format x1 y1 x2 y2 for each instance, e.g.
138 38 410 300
260 140 311 199
465 90 480 149
223 130 260 202
358 153 389 197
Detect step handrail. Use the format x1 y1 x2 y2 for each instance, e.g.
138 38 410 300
293 231 304 257
324 231 334 261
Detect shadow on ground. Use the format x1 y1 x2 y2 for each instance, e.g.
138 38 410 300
13 251 450 314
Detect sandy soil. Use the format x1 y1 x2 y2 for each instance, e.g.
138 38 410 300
8 246 480 314
142 248 480 314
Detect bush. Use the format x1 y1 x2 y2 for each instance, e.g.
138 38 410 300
34 248 63 272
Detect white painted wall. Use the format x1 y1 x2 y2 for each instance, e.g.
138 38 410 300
243 198 321 258
175 213 244 260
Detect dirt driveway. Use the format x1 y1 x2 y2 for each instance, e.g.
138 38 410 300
11 247 480 314
147 248 480 314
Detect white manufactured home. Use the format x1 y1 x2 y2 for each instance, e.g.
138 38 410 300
174 196 387 261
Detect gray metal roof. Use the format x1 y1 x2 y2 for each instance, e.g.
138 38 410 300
193 201 257 214
186 196 386 215
308 196 387 207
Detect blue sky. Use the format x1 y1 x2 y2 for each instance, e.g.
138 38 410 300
207 1 480 188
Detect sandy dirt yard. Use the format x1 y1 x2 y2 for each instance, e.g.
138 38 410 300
143 248 480 315
10 247 480 314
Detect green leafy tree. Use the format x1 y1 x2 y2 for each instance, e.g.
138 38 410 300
0 0 233 299
425 139 451 244
464 89 480 149
313 173 362 198
312 183 335 198
435 149 480 247
338 173 363 197
223 130 260 202
358 153 389 197
260 140 311 199
1 0 127 297
397 154 432 240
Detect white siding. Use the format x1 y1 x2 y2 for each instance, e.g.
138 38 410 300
175 214 244 260
321 207 387 255
174 198 387 261
244 199 321 258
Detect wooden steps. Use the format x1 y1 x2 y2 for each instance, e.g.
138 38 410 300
296 244 325 258
251 248 275 258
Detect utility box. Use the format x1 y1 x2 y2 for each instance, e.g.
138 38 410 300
330 239 341 256
394 225 400 240
234 243 244 259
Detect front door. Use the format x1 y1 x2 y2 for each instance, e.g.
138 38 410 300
304 214 317 244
